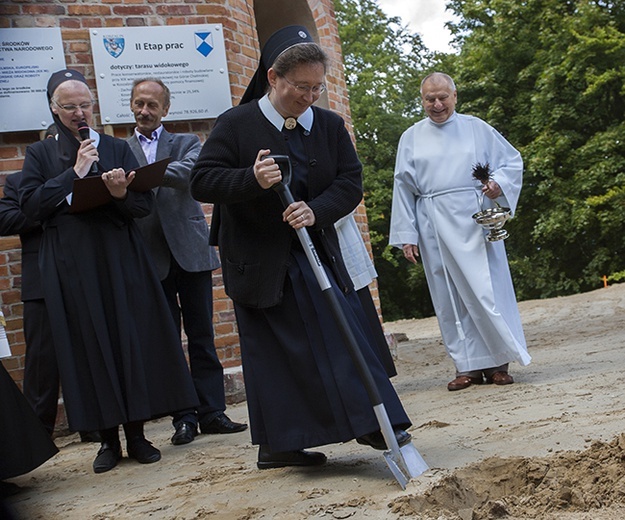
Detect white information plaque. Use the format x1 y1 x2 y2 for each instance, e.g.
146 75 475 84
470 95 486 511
0 28 67 133
90 24 232 124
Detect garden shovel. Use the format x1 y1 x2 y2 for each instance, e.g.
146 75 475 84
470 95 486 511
268 155 428 489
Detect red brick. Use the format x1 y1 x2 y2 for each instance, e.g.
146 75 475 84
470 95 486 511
1 160 22 172
213 300 231 313
68 5 111 16
0 6 20 16
1 356 19 371
23 5 66 16
196 5 228 16
112 5 152 16
79 17 104 29
60 17 81 29
8 341 25 357
0 147 18 159
215 335 238 349
69 41 90 52
156 5 194 16
2 289 20 304
12 367 25 383
127 17 147 27
214 322 235 336
62 29 90 41
105 18 124 27
74 53 94 64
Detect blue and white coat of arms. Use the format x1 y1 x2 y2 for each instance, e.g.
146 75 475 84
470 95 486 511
104 36 125 58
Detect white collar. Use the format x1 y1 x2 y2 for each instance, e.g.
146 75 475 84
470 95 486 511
258 94 313 132
134 125 163 142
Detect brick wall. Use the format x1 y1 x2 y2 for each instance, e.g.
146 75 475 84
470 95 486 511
0 0 385 414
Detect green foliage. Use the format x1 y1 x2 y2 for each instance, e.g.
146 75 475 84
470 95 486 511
334 0 434 320
443 0 625 300
336 0 625 318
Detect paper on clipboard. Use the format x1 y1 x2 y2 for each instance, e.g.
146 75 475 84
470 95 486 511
69 157 171 213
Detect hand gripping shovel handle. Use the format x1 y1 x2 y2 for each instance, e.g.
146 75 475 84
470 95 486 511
268 155 427 488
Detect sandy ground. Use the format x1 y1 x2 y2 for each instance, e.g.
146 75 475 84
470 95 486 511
4 283 625 519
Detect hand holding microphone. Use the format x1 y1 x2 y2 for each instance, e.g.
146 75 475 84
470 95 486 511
76 120 99 178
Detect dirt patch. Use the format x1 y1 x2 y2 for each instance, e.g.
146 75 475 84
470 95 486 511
5 284 625 519
390 435 625 519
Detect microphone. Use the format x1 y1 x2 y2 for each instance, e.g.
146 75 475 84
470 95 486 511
77 120 98 174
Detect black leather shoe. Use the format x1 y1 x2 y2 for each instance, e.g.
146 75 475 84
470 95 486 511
171 422 197 446
257 445 327 469
199 413 248 434
356 429 412 451
127 438 161 464
93 442 122 473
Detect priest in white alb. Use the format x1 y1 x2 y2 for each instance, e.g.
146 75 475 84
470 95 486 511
389 72 531 392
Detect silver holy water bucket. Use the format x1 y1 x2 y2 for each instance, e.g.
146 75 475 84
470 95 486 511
472 196 511 242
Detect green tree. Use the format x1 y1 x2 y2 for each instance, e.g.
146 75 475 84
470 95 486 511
334 0 435 319
444 0 625 300
337 0 625 319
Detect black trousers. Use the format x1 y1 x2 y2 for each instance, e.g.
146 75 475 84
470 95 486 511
162 256 225 427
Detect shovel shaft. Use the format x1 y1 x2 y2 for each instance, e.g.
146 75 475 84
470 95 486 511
273 183 383 407
274 183 330 290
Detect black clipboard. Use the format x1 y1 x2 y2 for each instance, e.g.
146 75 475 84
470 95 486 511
70 157 171 213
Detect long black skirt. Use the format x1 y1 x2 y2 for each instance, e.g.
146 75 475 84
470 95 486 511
0 363 58 480
235 250 411 453
40 210 198 432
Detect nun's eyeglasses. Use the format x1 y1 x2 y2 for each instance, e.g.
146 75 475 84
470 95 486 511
53 99 95 112
283 77 326 96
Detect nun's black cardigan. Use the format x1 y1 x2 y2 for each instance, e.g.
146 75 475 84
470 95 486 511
190 99 363 308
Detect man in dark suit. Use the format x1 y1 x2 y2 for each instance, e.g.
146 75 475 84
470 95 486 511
0 171 58 435
128 78 247 445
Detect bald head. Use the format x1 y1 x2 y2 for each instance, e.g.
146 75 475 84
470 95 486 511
420 72 456 95
420 72 457 124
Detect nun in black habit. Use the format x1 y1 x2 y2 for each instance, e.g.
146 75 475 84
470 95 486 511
18 69 198 474
191 26 412 469
0 360 58 502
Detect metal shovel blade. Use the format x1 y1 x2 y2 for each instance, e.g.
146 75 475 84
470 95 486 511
384 442 429 489
374 404 428 489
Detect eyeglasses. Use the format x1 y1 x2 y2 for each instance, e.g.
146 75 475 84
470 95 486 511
282 77 326 96
53 100 95 112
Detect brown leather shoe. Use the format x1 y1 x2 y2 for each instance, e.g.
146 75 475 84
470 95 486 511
447 375 483 391
487 371 514 385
